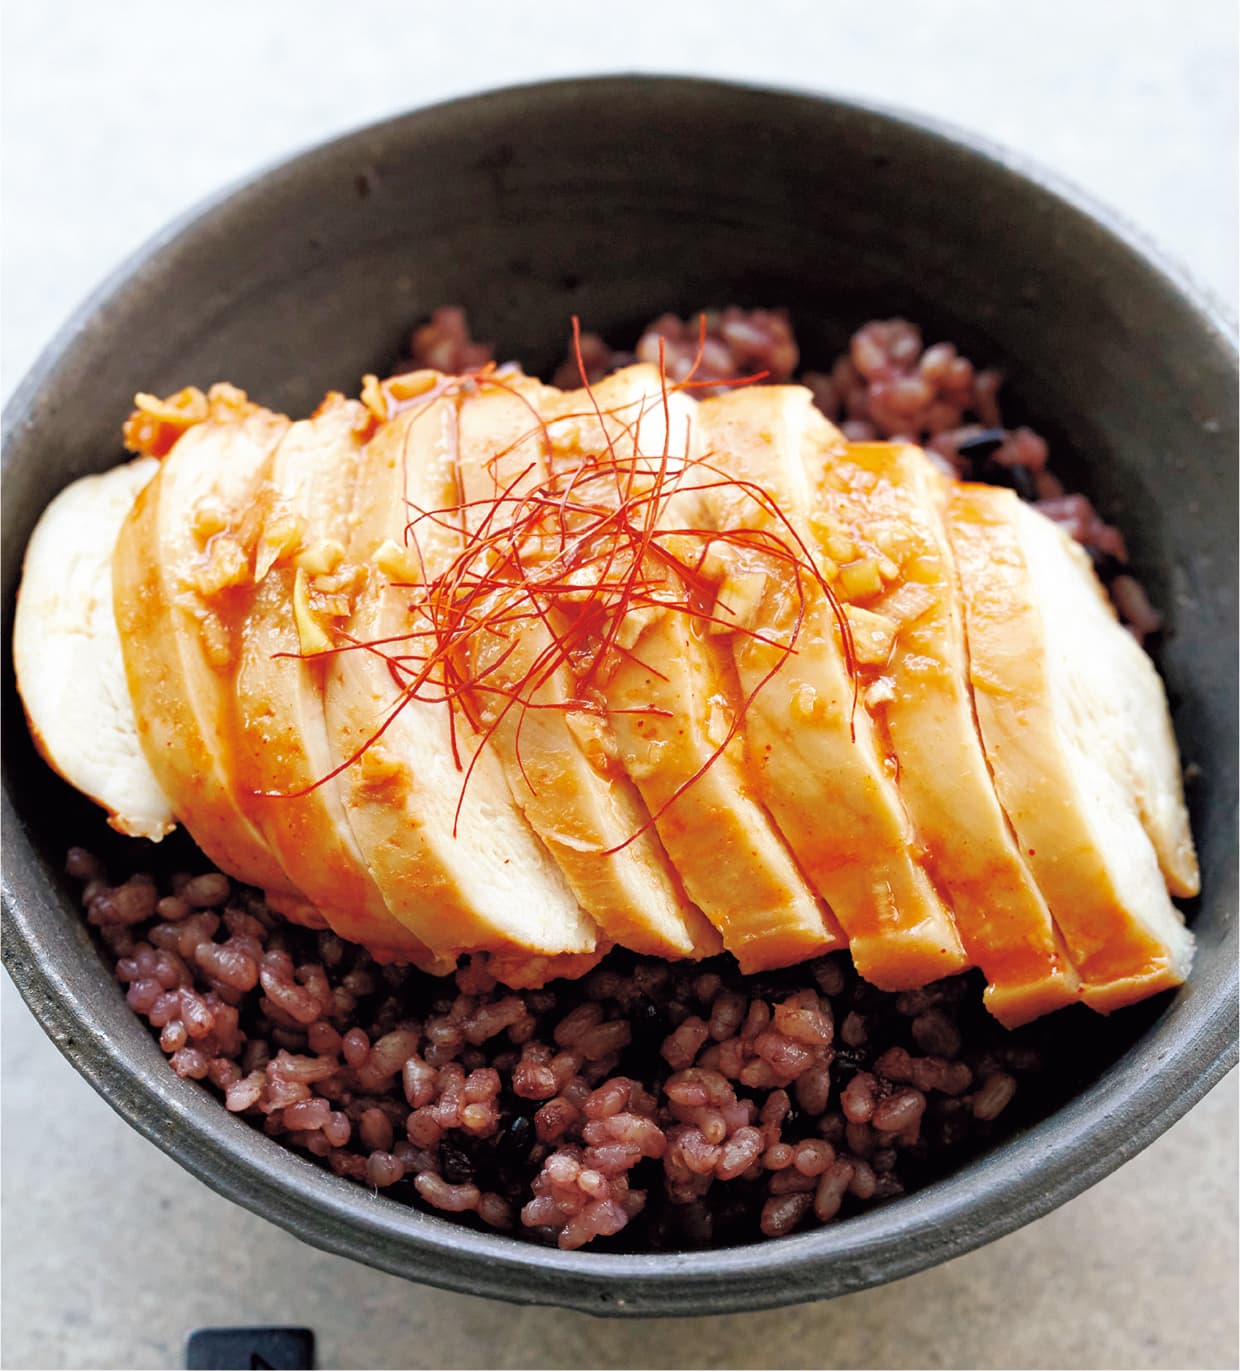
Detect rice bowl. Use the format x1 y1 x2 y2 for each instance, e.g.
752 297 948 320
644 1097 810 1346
4 77 1234 1316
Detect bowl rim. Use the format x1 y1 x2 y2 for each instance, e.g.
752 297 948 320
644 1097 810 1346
3 72 1237 1317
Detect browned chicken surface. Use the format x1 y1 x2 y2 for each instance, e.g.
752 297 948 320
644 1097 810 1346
13 362 1197 1017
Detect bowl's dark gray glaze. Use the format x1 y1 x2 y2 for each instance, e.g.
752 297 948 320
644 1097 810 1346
2 76 1236 1317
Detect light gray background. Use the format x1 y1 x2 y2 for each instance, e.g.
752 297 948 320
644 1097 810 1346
2 2 1236 1368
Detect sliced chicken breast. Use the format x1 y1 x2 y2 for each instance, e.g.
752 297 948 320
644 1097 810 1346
540 366 841 972
453 373 719 959
693 389 967 991
1013 498 1199 899
112 391 304 895
815 440 1079 1024
943 484 1194 1011
230 395 444 965
322 389 598 961
14 457 176 840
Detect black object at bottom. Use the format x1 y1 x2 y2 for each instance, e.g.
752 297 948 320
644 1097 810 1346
185 1326 315 1370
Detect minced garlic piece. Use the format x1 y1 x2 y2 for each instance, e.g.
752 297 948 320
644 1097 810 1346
559 563 604 602
199 608 232 670
293 553 367 656
133 387 209 426
122 385 254 458
905 555 941 585
255 513 305 580
192 506 228 542
293 566 333 655
296 538 346 576
875 552 901 584
882 580 938 628
204 383 256 422
123 387 211 456
612 602 664 654
312 590 353 619
790 681 820 723
385 370 438 403
843 604 898 667
865 676 897 710
375 538 421 583
873 525 913 564
312 563 368 599
839 558 883 602
825 532 856 564
360 373 388 423
624 738 668 780
193 535 249 599
353 743 409 799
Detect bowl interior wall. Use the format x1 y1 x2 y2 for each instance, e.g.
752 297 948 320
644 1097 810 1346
2 77 1235 1314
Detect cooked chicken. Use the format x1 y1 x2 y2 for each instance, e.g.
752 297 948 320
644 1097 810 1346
112 388 303 896
321 387 599 962
13 456 174 840
453 372 720 960
1012 496 1199 899
12 361 1197 1020
943 484 1193 1011
812 440 1080 1025
230 395 444 965
693 388 968 991
539 368 843 973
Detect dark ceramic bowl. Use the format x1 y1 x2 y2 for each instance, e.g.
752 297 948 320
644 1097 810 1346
3 76 1236 1316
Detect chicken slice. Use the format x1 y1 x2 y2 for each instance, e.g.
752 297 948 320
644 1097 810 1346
452 372 719 959
943 484 1194 1011
322 387 598 961
1015 498 1199 899
230 395 444 965
693 388 968 991
538 366 840 973
13 457 176 840
112 390 306 897
806 438 1079 1024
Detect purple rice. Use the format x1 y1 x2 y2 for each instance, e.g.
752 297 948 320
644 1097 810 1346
63 306 1169 1251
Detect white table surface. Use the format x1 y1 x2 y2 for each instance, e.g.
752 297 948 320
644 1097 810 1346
3 2 1236 1367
